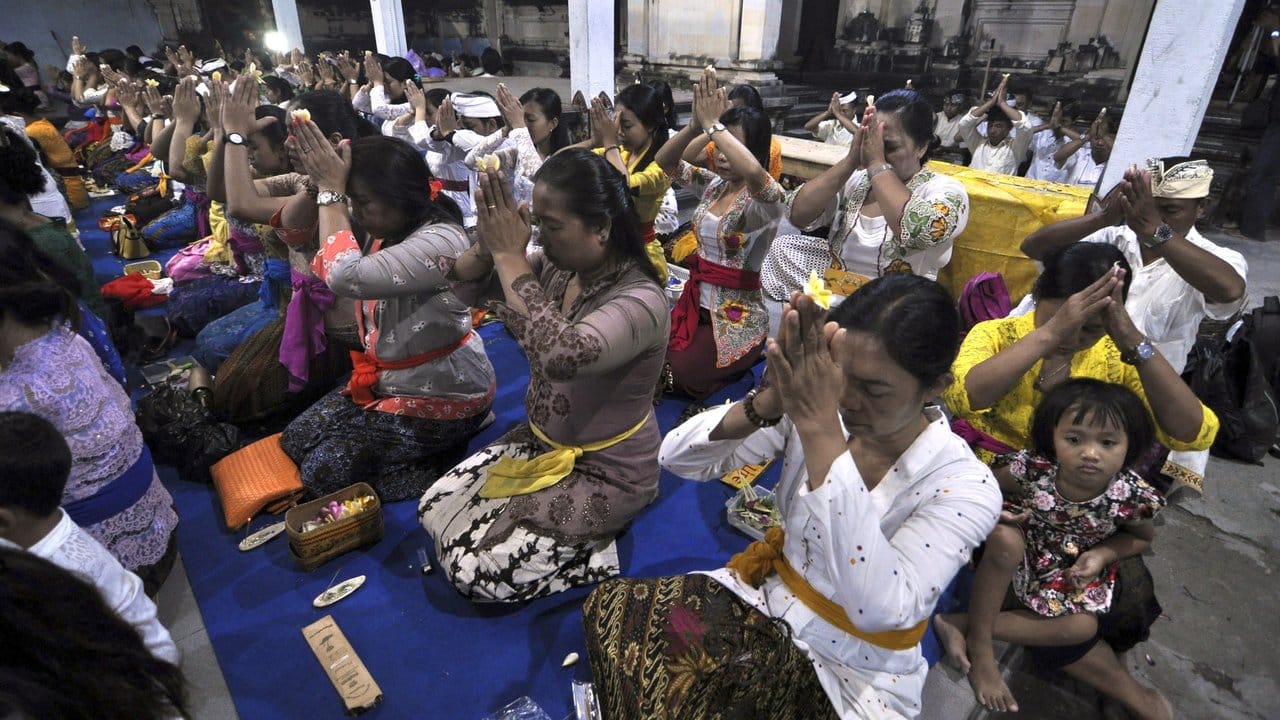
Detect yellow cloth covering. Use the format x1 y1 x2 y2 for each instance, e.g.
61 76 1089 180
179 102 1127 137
480 414 652 498
924 161 1094 302
727 527 929 651
201 201 233 264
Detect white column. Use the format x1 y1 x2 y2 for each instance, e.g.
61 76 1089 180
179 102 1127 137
738 0 784 62
568 0 615 100
370 0 407 58
1100 0 1246 192
271 0 305 54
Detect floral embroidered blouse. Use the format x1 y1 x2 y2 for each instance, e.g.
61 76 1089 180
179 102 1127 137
944 312 1220 464
668 160 787 367
312 223 496 419
466 127 542 208
763 167 969 302
1004 450 1165 617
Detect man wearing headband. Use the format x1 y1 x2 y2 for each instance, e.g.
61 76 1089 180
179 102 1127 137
1020 157 1247 379
414 91 506 228
803 90 860 147
934 89 969 152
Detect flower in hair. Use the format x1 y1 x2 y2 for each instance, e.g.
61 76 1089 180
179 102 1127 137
805 270 833 309
428 178 442 201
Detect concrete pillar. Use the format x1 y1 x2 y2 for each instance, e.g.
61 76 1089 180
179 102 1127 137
483 0 503 53
738 0 784 62
568 0 615 99
271 0 305 54
370 0 407 58
1100 0 1246 193
625 0 650 60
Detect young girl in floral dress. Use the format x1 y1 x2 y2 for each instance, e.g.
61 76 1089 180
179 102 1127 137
934 378 1168 716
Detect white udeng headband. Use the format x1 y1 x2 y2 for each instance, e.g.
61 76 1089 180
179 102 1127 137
451 93 500 118
839 91 858 104
1149 158 1213 199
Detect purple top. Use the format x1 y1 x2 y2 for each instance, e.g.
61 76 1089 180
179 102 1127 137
0 325 178 571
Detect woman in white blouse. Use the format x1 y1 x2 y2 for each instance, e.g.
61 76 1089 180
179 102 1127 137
463 84 570 210
762 89 970 337
582 274 1003 719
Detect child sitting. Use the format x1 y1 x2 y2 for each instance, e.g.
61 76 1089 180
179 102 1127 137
0 411 179 664
958 75 1034 176
933 379 1169 716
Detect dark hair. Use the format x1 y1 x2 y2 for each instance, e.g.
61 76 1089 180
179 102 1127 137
984 110 1012 128
125 44 145 58
0 61 37 115
254 105 289 149
262 75 294 102
424 55 444 70
644 79 678 129
719 106 772 171
0 548 188 720
875 89 939 159
1032 243 1132 302
728 84 764 110
828 273 960 387
533 149 661 285
480 47 503 75
1030 378 1154 469
519 87 571 154
289 90 378 139
614 84 669 172
229 60 245 73
0 219 81 330
424 88 451 110
0 411 71 516
383 57 416 83
97 48 129 73
3 42 35 63
347 136 463 242
0 128 48 204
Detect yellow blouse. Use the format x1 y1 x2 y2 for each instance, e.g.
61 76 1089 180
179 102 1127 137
593 145 671 224
943 312 1219 464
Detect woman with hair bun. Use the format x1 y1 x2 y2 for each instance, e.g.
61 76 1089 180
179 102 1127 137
279 126 497 502
764 88 971 334
420 149 670 602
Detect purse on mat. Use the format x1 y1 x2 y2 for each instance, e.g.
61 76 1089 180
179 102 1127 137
209 433 305 530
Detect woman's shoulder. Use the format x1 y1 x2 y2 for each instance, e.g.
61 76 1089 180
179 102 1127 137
915 171 968 196
403 220 469 252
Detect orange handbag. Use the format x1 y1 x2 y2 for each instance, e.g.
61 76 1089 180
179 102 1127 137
209 433 305 530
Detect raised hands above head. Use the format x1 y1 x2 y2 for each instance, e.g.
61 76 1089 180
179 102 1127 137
290 114 351 193
172 76 202 126
691 66 730 130
71 35 87 56
337 53 361 83
588 96 618 148
221 73 276 137
364 54 385 86
143 84 170 118
433 94 459 137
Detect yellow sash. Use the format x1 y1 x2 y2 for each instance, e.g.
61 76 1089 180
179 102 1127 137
479 414 652 498
726 527 928 651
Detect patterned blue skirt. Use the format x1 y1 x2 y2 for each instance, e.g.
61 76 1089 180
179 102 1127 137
166 275 262 338
141 199 197 250
193 301 279 372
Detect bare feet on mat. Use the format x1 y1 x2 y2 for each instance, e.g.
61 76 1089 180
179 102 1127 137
933 614 971 674
967 647 1018 713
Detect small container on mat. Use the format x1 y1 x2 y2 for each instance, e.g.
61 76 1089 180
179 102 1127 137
285 482 384 571
123 259 163 279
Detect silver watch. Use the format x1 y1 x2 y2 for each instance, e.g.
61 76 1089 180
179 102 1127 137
704 122 726 138
316 189 347 206
1141 223 1174 248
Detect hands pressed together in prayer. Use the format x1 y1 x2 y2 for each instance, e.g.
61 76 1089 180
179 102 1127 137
1041 264 1143 352
691 68 731 132
768 292 844 430
473 169 532 259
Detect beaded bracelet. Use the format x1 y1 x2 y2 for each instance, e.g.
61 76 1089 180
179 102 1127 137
742 386 782 428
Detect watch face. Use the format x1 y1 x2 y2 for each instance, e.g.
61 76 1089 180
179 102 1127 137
1137 341 1156 361
227 132 246 145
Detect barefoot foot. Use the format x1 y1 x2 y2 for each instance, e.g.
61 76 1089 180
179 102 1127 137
967 649 1018 713
933 614 971 674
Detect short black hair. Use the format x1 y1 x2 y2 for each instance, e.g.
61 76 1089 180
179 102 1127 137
1030 378 1154 469
0 412 72 517
719 105 772 172
1032 242 1132 302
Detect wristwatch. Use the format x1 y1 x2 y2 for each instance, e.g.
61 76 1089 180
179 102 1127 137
1141 223 1174 248
1120 338 1156 366
225 132 247 146
316 189 348 206
704 122 726 139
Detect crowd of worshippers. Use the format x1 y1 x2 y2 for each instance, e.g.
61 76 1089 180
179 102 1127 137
807 75 1111 186
0 35 1251 720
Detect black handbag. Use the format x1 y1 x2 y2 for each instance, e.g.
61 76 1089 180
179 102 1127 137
137 384 242 483
1182 331 1280 464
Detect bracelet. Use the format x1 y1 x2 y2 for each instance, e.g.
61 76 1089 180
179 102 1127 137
867 163 894 180
603 144 620 154
742 387 782 428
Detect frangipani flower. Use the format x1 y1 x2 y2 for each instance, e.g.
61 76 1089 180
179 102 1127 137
477 154 501 173
144 78 160 88
291 108 312 123
806 270 833 310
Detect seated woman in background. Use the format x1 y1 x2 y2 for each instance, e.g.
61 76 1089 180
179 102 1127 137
352 55 415 126
280 127 497 502
942 242 1214 720
7 84 89 210
681 82 784 180
463 84 570 210
583 275 1002 720
658 69 786 407
0 548 187 720
0 63 76 225
0 227 178 595
643 79 683 240
763 88 969 335
420 150 669 602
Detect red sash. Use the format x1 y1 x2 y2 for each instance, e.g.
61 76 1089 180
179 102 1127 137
438 178 470 192
346 333 473 406
669 254 761 351
640 220 656 246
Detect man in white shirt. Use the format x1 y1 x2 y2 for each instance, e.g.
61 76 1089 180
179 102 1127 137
959 77 1034 176
1024 98 1080 183
1049 107 1112 189
0 412 179 665
408 92 504 227
804 90 860 147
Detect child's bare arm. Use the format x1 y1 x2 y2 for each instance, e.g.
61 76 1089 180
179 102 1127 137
1068 521 1154 586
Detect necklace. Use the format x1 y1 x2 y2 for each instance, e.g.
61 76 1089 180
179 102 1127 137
1034 356 1072 391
